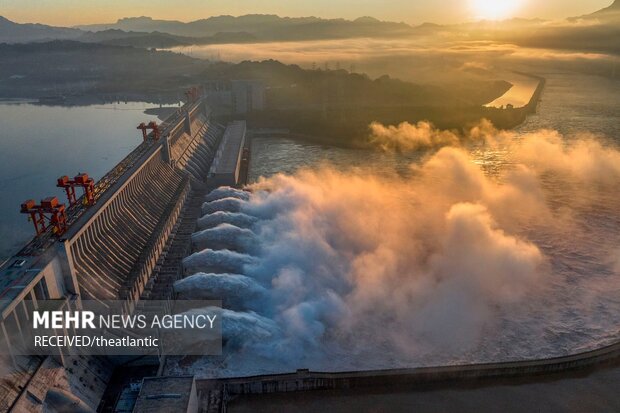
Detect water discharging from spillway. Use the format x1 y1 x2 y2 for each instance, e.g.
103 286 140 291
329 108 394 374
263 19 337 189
169 125 620 378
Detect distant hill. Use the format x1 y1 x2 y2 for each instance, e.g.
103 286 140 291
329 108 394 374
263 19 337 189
0 16 82 43
77 29 257 49
76 14 416 40
571 0 620 21
593 0 620 14
78 29 193 48
0 40 203 101
499 2 618 56
3 9 618 56
521 0 619 54
77 16 188 34
3 14 417 46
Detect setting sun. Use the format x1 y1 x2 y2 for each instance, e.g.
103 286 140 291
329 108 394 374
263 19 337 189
470 0 523 20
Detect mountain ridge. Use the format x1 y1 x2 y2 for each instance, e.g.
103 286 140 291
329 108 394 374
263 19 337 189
73 14 414 39
0 16 81 43
572 0 620 20
2 3 618 46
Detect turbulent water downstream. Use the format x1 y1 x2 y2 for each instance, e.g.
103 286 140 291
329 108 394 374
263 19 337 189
166 72 620 378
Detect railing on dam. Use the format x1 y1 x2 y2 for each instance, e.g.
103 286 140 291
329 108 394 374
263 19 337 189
207 338 620 396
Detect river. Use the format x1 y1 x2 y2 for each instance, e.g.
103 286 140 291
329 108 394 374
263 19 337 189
484 73 540 109
208 71 620 374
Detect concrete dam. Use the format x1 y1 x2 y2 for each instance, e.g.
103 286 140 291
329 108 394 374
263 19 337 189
1 90 620 413
0 94 248 412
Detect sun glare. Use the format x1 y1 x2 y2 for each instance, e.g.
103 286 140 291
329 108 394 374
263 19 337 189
470 0 522 20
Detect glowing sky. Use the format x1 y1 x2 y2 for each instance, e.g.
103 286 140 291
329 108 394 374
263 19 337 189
2 0 612 26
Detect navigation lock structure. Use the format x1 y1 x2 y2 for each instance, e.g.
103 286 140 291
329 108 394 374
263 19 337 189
2 87 620 413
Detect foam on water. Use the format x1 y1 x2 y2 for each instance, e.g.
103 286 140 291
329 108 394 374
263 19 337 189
191 223 257 253
196 211 257 231
182 249 258 275
204 186 251 202
175 273 267 311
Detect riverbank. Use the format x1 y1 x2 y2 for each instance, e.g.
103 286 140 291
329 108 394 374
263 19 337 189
247 74 546 149
227 362 620 412
484 71 543 109
217 335 620 397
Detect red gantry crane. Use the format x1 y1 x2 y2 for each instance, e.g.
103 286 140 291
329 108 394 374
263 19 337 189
57 173 96 206
20 196 68 236
137 121 160 141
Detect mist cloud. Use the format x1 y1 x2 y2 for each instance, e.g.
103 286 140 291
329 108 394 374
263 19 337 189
170 124 620 376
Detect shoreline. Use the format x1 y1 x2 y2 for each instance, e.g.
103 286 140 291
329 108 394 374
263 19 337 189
249 73 547 148
251 75 547 149
0 93 183 107
0 73 546 152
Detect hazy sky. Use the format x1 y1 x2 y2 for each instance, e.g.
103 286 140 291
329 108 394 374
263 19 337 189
2 0 613 26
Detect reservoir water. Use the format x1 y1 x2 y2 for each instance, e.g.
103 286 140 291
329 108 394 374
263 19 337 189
0 102 161 260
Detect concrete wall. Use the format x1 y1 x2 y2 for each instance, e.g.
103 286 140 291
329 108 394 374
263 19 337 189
0 97 226 412
208 121 246 188
201 339 620 397
204 80 265 115
61 98 222 308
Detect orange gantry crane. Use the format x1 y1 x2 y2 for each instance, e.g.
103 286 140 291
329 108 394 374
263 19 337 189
20 172 96 237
